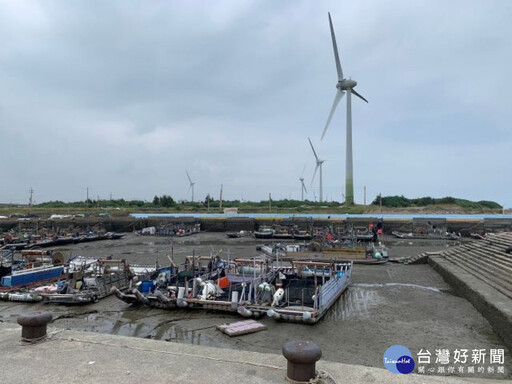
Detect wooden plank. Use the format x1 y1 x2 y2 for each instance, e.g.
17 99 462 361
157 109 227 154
217 320 267 337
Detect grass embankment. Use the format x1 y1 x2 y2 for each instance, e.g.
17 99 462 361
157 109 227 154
0 204 505 218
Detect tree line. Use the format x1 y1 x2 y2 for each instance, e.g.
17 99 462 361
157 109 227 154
34 194 501 210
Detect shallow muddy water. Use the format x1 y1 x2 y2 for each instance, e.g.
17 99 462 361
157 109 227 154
1 233 509 378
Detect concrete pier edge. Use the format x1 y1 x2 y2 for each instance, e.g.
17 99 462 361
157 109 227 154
0 322 508 384
428 256 512 351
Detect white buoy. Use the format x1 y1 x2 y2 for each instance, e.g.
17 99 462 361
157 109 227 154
272 287 285 307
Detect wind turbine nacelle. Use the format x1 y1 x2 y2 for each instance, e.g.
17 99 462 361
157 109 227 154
337 79 357 90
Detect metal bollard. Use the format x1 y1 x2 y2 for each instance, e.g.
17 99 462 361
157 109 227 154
282 340 322 383
17 311 53 343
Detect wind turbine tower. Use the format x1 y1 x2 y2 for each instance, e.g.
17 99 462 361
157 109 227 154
186 171 196 202
308 138 325 203
321 12 368 206
299 164 307 201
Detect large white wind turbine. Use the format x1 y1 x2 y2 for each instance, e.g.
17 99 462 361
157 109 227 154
299 164 307 201
321 12 368 206
186 171 196 202
308 138 325 203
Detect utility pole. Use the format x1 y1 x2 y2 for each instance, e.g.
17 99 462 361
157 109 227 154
86 187 89 208
219 184 223 211
28 187 34 208
269 193 272 212
363 186 366 213
207 193 210 212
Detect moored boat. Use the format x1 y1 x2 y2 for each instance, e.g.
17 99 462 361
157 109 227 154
38 259 132 304
226 230 252 238
392 230 460 240
254 226 275 239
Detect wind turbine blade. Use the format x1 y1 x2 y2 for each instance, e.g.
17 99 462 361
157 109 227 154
308 137 319 161
301 163 307 177
352 89 368 103
321 90 345 140
186 171 192 184
311 164 319 185
328 12 343 81
302 181 308 194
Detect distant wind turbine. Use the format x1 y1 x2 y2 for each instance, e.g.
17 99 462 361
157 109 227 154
321 12 368 206
299 164 308 201
186 171 196 202
308 138 325 203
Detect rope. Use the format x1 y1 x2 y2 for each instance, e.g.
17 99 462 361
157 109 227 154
285 370 339 384
48 331 285 371
20 328 339 383
315 370 339 384
19 328 65 346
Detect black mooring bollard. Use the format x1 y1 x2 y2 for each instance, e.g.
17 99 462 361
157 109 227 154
17 311 53 343
282 340 322 383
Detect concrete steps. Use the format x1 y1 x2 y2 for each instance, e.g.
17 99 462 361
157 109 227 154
436 232 512 299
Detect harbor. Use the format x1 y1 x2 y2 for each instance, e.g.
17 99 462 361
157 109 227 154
0 230 510 379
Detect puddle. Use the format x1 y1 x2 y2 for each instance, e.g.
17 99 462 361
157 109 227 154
353 283 441 293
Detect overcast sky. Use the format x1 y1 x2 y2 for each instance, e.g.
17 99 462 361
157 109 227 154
1 0 511 208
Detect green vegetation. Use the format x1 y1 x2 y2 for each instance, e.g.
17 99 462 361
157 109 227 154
371 195 502 210
0 194 503 216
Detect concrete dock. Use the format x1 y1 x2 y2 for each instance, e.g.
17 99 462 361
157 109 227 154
0 322 509 384
428 232 512 351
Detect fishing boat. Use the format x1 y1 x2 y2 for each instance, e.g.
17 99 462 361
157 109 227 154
74 232 109 243
243 260 352 323
336 226 375 242
174 257 352 324
0 249 65 291
106 232 127 240
272 226 294 240
226 230 252 238
254 226 275 239
292 229 312 241
150 251 352 324
38 259 132 304
392 230 460 240
112 265 180 308
258 240 388 264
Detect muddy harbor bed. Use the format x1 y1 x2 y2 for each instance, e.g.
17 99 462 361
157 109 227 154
1 233 510 378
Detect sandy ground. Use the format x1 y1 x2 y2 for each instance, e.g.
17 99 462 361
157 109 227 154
0 233 510 379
